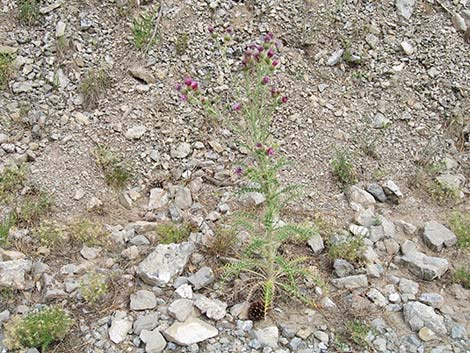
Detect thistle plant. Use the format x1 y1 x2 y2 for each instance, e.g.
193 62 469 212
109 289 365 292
178 29 321 318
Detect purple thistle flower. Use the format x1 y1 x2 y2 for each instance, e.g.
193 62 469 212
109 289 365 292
267 48 274 58
256 142 262 149
264 32 274 43
266 147 275 156
191 81 199 91
184 77 193 86
234 167 243 175
175 83 182 91
262 76 270 85
281 96 288 104
272 59 279 67
232 102 241 111
208 25 214 33
226 26 233 34
180 94 188 102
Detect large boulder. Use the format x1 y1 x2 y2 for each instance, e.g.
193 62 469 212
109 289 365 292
403 302 447 335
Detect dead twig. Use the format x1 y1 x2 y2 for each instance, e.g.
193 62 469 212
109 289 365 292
144 1 164 54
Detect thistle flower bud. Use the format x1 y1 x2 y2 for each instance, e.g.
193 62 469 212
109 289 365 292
207 25 214 34
232 102 241 111
272 59 279 67
267 48 274 58
175 83 182 91
266 147 275 156
184 77 193 86
180 94 188 102
281 96 288 104
191 81 199 91
262 76 269 85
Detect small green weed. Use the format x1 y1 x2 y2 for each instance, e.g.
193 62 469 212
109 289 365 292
68 218 107 247
94 145 132 190
328 233 365 264
453 267 470 289
0 53 14 90
0 213 16 246
331 149 357 187
156 223 192 244
175 32 189 56
17 0 40 25
56 36 73 61
4 306 72 351
205 226 237 257
79 272 109 304
449 212 470 248
0 165 26 203
346 319 371 348
36 220 66 248
16 189 53 226
133 10 158 50
79 68 111 110
429 180 460 205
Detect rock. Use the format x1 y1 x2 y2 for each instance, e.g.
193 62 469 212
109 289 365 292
418 327 437 341
194 295 227 321
327 49 344 66
400 41 415 55
163 317 218 346
129 66 156 84
188 266 214 290
0 45 18 54
174 187 192 210
130 290 157 311
349 224 369 237
334 259 354 277
119 192 133 209
452 13 467 32
314 331 329 344
168 299 194 321
140 329 166 353
400 251 448 280
307 235 324 255
137 242 195 286
331 274 368 289
175 283 193 299
419 293 444 309
239 192 266 207
396 0 416 20
80 246 100 260
0 260 32 290
109 317 133 344
423 221 457 251
56 21 66 37
254 326 279 348
367 288 388 307
73 188 85 200
373 113 390 128
134 313 159 335
384 180 403 198
399 278 419 299
171 142 192 159
403 302 447 335
366 184 387 202
12 81 33 93
347 186 376 208
148 188 169 210
366 33 379 49
125 125 147 140
353 207 375 227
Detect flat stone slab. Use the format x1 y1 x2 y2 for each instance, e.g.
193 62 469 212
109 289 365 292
400 251 448 280
423 221 457 251
331 274 368 289
163 317 218 346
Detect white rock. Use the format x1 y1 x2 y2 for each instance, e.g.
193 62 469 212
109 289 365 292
194 295 227 321
168 299 194 322
56 21 66 37
423 221 457 251
109 317 133 344
0 260 32 290
148 188 169 210
140 329 166 353
452 13 467 32
396 0 416 20
130 290 157 311
125 125 146 140
254 326 279 348
403 302 447 335
401 41 414 55
163 317 218 346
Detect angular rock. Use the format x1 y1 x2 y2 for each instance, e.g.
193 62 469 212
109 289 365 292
307 235 324 255
401 41 415 55
174 187 192 210
349 224 369 237
0 260 32 290
140 329 166 353
403 302 447 335
137 242 195 286
254 326 279 348
400 251 448 280
194 295 227 321
171 142 192 159
396 0 416 20
125 126 146 140
188 266 214 290
347 186 376 208
148 188 169 210
366 183 387 202
163 317 218 346
367 288 387 307
331 274 368 289
452 13 467 32
168 299 194 322
134 313 159 335
109 317 133 344
419 293 444 309
130 290 157 311
423 221 457 252
129 66 156 84
327 49 344 66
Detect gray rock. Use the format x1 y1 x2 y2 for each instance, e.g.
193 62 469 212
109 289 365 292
399 278 419 299
327 49 344 66
239 192 266 207
403 302 447 335
254 326 279 348
140 329 166 353
56 21 66 37
125 125 147 140
129 66 156 84
349 224 369 237
400 251 448 280
137 242 195 286
163 317 218 346
174 187 192 210
423 221 457 251
307 235 324 255
418 293 444 309
0 260 32 290
334 259 354 277
148 188 169 210
452 13 467 32
384 180 403 198
130 290 157 311
401 41 415 55
373 113 390 128
347 186 376 208
80 246 100 260
171 142 192 159
134 313 159 335
12 81 33 93
396 0 416 20
194 294 227 321
188 266 214 290
331 274 368 289
130 234 150 246
175 283 193 299
109 317 133 344
366 184 387 202
168 299 194 322
367 288 387 307
353 207 375 228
